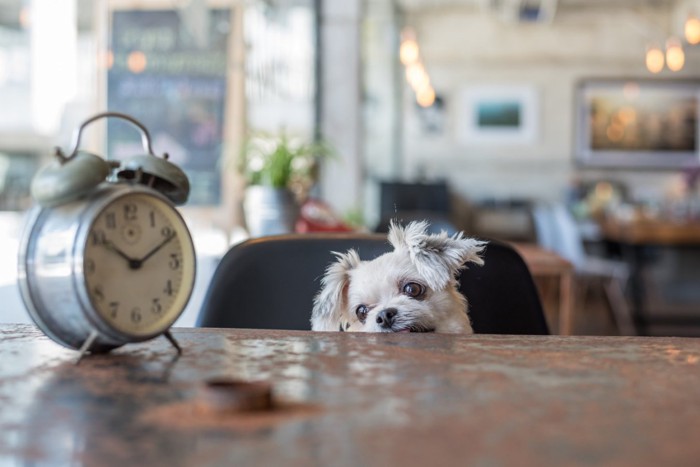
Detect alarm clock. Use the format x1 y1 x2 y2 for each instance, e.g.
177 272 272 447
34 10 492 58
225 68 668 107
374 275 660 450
18 112 196 359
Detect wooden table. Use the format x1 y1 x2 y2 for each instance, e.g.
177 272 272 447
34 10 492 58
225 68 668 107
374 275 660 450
600 216 700 334
2 325 698 466
600 216 700 246
512 243 574 335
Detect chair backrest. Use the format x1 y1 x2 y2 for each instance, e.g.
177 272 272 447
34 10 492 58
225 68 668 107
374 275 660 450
531 203 558 251
197 233 549 335
532 203 586 268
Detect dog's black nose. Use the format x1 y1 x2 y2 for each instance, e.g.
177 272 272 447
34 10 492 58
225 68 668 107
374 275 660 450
376 308 397 328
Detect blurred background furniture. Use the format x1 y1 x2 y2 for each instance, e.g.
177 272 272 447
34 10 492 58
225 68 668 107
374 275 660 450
374 180 458 234
531 203 635 335
510 242 574 335
197 233 549 335
600 215 700 336
471 199 537 243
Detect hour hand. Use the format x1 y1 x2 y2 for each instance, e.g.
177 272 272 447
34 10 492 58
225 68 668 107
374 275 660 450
101 239 141 269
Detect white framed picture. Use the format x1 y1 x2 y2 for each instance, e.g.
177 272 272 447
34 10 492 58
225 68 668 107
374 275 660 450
456 85 538 145
575 78 700 168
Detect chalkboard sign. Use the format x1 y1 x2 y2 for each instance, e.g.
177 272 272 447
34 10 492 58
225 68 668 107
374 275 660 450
108 9 231 205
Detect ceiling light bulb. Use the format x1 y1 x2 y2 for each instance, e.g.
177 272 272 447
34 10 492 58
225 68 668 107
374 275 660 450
685 16 700 45
666 39 685 72
416 87 436 107
405 63 428 89
645 46 664 73
400 40 419 66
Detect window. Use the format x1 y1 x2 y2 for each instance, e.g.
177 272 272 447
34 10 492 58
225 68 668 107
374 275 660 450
0 0 317 326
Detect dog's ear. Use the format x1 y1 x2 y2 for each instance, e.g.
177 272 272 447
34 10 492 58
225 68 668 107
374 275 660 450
389 220 486 290
311 249 361 331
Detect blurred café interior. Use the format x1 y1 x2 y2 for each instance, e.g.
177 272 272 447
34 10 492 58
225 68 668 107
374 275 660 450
2 0 700 337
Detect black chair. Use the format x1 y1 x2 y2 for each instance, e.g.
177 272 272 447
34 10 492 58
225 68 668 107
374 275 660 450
196 234 549 335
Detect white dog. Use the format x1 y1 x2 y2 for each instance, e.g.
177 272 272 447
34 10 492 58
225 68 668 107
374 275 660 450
311 221 486 333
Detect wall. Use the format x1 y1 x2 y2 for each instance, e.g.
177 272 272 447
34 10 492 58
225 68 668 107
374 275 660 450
393 2 700 210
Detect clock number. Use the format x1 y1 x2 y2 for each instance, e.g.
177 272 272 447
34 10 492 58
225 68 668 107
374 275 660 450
109 301 119 318
91 230 106 246
105 212 116 229
85 258 95 275
93 285 104 302
161 226 172 238
151 298 163 314
149 210 156 228
124 203 138 221
131 308 142 323
169 253 180 270
164 280 174 296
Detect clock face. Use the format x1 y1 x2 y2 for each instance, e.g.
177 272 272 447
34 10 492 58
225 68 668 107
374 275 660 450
82 193 195 337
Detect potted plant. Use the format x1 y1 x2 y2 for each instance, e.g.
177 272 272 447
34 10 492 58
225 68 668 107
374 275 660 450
239 132 332 236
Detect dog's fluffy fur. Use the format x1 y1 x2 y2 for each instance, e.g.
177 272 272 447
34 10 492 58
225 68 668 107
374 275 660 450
311 221 486 333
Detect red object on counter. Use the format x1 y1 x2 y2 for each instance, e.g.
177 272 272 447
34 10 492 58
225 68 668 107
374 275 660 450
295 198 354 233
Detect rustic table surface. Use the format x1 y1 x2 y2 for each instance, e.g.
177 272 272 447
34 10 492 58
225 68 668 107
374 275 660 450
1 325 699 466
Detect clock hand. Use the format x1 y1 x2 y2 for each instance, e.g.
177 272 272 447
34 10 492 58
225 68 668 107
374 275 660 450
139 232 177 264
101 239 142 269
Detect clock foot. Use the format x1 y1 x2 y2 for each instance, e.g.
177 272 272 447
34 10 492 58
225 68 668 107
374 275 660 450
164 330 182 355
76 330 99 365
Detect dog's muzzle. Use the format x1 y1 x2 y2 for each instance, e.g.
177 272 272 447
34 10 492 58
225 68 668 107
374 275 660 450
376 308 435 333
376 308 397 329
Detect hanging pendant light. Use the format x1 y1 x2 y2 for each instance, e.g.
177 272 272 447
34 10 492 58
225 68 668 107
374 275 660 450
666 38 685 72
400 39 419 66
416 86 436 107
645 46 665 73
685 15 700 45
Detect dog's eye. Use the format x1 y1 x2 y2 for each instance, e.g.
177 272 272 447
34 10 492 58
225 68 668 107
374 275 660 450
355 305 368 323
402 282 425 298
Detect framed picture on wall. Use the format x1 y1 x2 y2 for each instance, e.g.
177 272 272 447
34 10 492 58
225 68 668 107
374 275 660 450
455 85 538 145
575 79 700 168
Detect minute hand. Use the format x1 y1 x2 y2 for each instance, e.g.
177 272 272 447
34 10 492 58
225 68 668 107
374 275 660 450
139 232 177 264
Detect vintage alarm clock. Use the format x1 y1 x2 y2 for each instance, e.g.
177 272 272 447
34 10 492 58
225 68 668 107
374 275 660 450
18 112 196 360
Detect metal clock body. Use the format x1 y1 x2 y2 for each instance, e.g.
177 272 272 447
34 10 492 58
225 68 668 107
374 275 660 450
17 112 195 357
18 183 196 353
